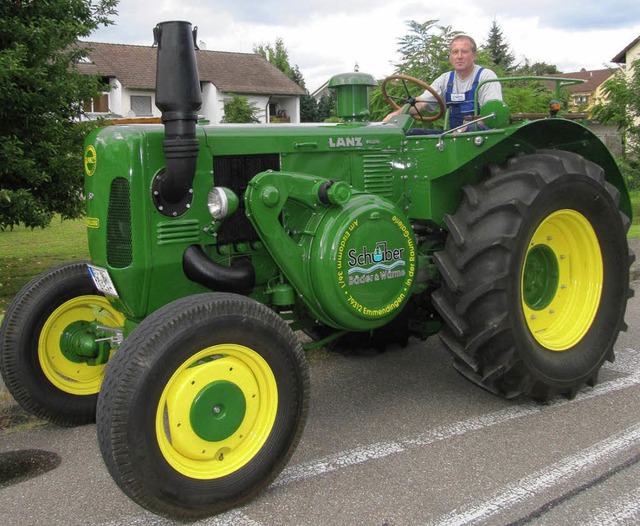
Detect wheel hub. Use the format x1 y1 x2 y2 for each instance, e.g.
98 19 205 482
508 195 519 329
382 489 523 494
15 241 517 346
190 381 246 442
523 244 559 310
59 320 111 365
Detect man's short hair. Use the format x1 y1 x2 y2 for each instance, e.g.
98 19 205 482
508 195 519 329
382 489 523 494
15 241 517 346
450 35 477 53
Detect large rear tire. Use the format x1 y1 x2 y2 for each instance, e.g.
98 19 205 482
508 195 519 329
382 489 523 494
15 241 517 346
0 262 124 425
432 150 633 401
97 293 309 520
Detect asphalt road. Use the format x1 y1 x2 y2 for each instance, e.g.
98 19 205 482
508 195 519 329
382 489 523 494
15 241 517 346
1 279 639 526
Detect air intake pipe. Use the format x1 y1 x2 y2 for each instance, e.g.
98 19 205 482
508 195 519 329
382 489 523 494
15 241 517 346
152 21 202 217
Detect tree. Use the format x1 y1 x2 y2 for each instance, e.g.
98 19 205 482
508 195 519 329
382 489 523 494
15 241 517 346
481 19 516 72
221 94 262 123
367 20 460 123
0 0 118 230
393 20 461 81
592 60 640 189
291 64 319 122
254 38 293 81
517 60 561 76
254 39 320 122
317 91 338 122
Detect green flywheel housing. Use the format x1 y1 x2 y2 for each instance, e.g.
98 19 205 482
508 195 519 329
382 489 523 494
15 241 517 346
309 195 417 330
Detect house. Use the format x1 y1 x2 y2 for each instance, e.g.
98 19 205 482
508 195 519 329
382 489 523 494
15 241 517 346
546 68 614 112
76 41 306 124
611 35 640 72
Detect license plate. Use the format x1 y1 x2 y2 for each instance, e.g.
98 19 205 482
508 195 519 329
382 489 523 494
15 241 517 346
87 265 119 297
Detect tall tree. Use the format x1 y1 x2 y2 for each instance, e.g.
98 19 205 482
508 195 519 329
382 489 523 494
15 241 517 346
481 19 516 72
393 20 461 81
0 0 118 230
254 39 319 122
254 38 293 81
592 60 640 189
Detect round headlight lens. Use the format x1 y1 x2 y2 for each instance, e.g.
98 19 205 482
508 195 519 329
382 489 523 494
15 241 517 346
207 187 239 220
207 187 228 219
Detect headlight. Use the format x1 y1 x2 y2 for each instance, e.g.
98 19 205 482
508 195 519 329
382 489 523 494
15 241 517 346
207 187 239 220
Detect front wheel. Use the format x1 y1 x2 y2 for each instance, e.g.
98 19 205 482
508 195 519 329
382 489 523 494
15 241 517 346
0 262 125 425
97 293 309 520
433 150 633 401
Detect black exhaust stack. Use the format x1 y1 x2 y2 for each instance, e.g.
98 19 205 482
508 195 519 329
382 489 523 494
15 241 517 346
152 21 202 217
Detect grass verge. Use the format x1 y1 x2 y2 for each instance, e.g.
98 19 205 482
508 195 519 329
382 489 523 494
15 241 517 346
0 217 89 316
630 190 640 238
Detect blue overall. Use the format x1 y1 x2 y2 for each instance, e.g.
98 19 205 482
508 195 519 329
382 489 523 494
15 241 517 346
445 67 484 129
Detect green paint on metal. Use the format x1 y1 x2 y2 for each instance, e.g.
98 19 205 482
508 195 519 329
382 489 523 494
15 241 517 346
190 381 246 442
523 244 559 311
58 320 112 365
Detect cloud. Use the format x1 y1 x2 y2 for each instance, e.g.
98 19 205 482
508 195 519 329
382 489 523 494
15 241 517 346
477 0 640 30
183 0 388 25
88 0 640 92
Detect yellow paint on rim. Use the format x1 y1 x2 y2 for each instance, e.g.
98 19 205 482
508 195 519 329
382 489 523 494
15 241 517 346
155 344 278 479
38 295 125 395
521 209 603 351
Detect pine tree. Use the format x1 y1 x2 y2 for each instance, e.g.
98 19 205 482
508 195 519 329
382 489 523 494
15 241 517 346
482 19 516 72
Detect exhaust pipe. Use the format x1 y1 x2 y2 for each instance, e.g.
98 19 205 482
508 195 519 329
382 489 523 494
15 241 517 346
152 21 202 217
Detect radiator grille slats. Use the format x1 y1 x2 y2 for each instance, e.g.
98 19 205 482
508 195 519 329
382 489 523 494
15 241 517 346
214 154 280 244
106 177 133 268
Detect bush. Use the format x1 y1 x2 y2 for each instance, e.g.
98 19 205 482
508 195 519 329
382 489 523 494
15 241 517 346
617 155 640 192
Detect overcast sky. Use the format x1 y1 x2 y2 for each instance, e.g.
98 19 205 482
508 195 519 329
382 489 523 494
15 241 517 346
88 0 640 92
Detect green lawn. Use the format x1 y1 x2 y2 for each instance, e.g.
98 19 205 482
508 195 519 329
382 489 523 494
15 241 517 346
630 190 640 238
0 217 90 315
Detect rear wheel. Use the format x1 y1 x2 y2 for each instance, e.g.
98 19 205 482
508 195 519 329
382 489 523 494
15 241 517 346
0 262 124 425
97 293 309 520
433 150 632 401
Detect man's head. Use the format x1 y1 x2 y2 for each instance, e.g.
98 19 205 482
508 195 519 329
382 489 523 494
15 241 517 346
449 35 477 78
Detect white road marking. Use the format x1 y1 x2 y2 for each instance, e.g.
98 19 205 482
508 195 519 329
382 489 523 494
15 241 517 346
429 422 640 525
274 362 640 488
586 486 640 525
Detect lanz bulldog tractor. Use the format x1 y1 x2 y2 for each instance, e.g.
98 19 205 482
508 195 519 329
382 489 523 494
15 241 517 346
0 21 634 519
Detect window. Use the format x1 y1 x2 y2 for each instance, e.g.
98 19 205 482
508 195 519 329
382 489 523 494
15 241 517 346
130 95 152 116
83 93 109 113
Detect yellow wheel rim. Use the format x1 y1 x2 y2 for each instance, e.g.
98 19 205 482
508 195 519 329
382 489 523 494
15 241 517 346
38 295 125 395
521 209 603 351
156 344 278 479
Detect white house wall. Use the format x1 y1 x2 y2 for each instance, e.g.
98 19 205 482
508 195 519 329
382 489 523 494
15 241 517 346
108 78 123 116
104 79 301 123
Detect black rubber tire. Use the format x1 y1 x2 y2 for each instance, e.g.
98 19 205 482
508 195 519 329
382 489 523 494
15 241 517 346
0 262 114 425
432 150 633 401
96 293 310 520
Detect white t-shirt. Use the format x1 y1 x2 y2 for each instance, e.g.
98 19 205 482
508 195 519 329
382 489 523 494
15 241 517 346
420 65 502 112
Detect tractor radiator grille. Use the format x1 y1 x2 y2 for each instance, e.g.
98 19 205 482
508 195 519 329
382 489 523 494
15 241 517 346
363 154 394 198
213 154 280 245
106 177 133 268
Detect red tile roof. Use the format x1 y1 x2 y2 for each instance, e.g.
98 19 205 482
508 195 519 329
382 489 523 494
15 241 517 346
546 68 614 93
76 41 305 96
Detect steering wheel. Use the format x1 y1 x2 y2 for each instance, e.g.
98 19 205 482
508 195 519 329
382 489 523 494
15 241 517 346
381 74 445 122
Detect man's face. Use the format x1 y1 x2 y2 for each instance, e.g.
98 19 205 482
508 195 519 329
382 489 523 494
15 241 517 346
449 39 476 75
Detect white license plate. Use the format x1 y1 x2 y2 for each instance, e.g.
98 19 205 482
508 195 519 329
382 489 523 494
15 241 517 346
87 265 119 297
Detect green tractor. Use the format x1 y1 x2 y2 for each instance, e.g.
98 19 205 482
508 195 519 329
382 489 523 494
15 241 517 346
0 21 634 519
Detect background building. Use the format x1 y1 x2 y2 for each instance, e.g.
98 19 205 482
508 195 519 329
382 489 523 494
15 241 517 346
77 42 306 123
